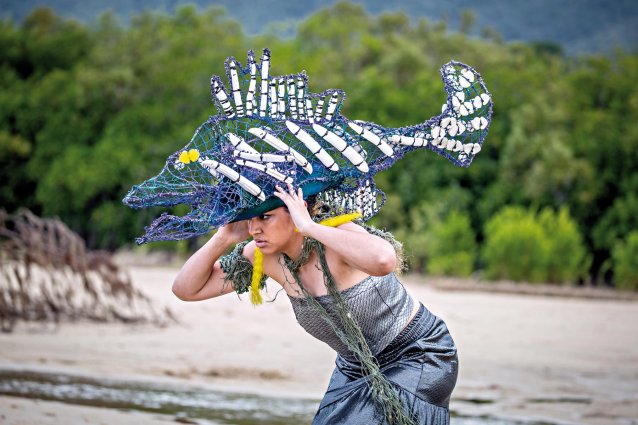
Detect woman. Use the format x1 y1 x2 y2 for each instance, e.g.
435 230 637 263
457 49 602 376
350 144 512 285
126 47 491 424
172 183 459 425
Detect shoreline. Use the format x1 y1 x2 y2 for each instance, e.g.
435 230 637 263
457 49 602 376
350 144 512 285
1 265 637 425
422 275 638 301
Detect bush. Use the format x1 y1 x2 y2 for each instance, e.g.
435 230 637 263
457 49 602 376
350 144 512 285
539 207 589 283
482 206 588 284
612 231 638 291
427 210 477 277
482 207 549 282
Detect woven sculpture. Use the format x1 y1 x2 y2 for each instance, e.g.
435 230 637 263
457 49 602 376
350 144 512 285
123 48 492 243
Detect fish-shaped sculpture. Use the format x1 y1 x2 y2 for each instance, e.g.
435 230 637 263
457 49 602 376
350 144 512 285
123 48 492 244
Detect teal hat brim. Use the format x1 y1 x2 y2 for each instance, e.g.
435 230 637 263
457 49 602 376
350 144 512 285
231 179 337 222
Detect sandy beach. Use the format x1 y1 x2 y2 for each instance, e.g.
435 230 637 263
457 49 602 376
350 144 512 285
1 265 637 425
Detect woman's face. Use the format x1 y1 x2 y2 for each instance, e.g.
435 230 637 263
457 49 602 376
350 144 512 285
248 206 297 254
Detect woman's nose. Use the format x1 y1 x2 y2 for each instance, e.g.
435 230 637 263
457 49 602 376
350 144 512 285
248 218 261 234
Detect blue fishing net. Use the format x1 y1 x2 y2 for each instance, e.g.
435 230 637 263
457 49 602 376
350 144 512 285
123 49 492 244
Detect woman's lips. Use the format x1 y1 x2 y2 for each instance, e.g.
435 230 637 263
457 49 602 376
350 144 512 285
255 240 267 248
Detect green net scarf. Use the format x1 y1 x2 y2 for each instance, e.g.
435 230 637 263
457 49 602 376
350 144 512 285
220 207 415 425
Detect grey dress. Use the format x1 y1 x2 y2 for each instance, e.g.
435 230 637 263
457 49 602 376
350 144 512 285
288 272 459 424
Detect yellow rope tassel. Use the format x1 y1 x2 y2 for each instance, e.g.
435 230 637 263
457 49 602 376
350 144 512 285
250 212 361 306
250 246 264 305
319 212 362 228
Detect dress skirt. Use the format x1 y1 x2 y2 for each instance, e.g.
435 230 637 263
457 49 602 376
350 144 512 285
312 304 459 424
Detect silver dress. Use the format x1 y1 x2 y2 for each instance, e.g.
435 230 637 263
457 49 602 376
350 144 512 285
288 272 458 424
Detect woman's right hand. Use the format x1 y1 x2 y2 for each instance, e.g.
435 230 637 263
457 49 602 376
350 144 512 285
216 220 250 244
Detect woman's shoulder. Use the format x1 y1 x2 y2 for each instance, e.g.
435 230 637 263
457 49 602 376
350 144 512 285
240 240 256 263
333 221 368 233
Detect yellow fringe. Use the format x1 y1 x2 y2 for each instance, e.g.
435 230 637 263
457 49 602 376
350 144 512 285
250 212 361 306
319 212 362 228
250 246 264 305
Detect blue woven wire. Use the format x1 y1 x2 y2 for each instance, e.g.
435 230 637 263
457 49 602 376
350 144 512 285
123 49 492 244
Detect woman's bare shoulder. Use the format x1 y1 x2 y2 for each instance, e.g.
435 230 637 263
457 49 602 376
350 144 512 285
240 240 256 263
334 221 368 233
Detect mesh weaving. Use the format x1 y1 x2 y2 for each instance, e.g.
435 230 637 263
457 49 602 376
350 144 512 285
219 240 268 294
288 272 414 361
123 49 492 244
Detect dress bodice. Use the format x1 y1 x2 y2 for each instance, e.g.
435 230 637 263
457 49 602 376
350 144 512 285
287 272 414 360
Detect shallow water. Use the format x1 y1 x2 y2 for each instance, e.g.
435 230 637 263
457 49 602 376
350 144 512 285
0 369 552 424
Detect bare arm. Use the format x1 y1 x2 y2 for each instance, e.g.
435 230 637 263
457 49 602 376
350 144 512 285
273 184 396 276
303 221 396 276
172 222 250 301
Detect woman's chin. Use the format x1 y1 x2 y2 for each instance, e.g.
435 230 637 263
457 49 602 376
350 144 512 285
255 242 277 253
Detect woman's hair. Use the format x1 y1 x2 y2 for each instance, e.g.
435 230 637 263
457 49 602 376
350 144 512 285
281 194 319 217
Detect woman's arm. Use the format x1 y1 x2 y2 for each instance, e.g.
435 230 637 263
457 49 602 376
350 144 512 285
303 221 397 276
273 184 396 276
172 222 250 301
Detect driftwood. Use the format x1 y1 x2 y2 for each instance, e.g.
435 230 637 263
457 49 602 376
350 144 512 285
0 209 175 332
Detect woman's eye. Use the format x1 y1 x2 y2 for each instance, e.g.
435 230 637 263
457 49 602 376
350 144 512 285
260 214 270 220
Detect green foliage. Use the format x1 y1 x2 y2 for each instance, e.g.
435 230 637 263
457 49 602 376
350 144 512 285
427 210 477 277
612 231 638 291
1 3 637 289
538 208 590 283
483 207 549 283
482 207 588 284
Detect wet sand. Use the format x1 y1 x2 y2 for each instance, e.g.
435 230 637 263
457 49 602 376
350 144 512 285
1 266 637 424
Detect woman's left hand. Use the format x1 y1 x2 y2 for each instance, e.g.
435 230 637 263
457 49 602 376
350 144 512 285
273 183 314 234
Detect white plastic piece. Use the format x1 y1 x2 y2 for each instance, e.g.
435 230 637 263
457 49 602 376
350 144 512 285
233 150 294 163
480 93 491 105
259 50 270 117
431 126 442 139
458 75 471 88
324 92 340 121
235 159 293 184
455 91 465 102
472 143 482 154
269 80 278 118
458 121 466 134
448 124 459 137
441 103 448 113
226 133 258 154
315 97 325 118
312 124 369 173
229 61 244 117
212 80 234 118
480 116 489 129
305 99 315 123
390 135 427 147
277 78 285 119
446 138 456 150
200 158 265 201
473 96 482 109
246 58 257 116
463 144 473 154
296 78 306 120
441 117 452 128
287 78 297 119
471 117 481 130
285 120 338 171
459 105 469 116
454 140 463 152
348 121 394 157
248 127 313 173
464 101 475 114
461 69 475 83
